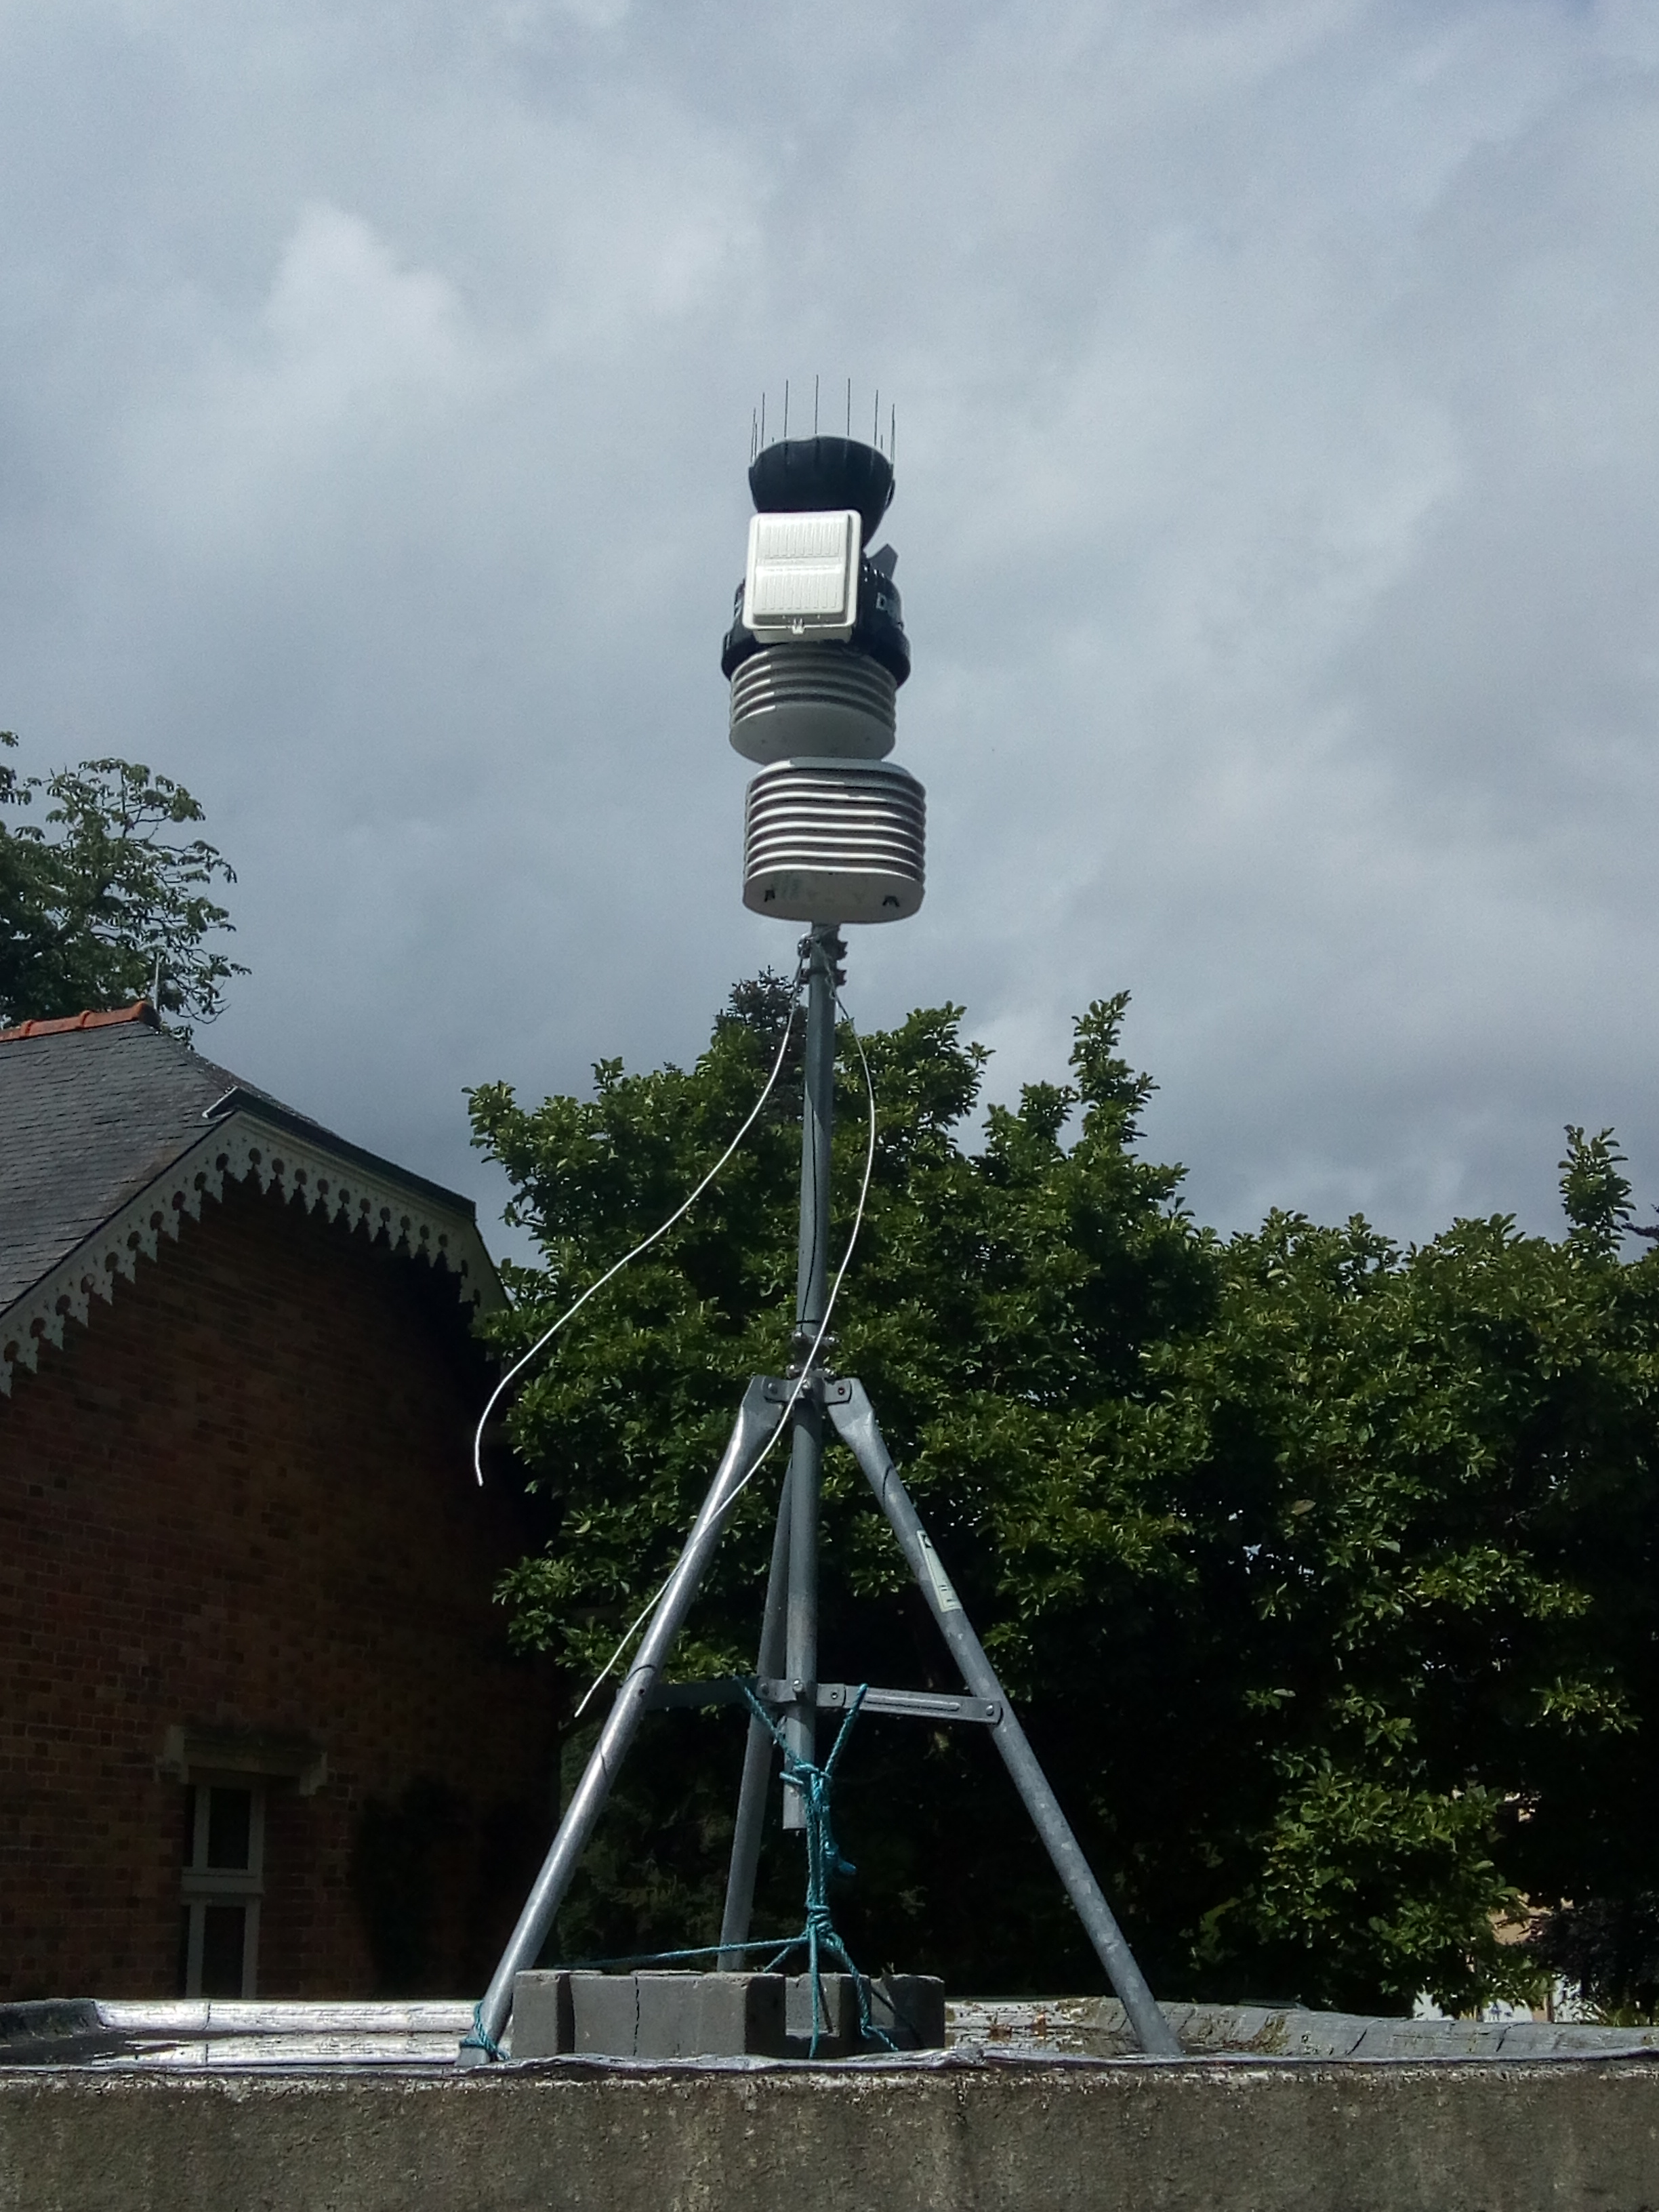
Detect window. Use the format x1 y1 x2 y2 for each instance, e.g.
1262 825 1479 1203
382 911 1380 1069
178 1782 264 1997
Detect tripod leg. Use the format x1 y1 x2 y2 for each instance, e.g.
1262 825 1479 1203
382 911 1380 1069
718 1475 792 1965
827 1383 1182 2060
464 1376 782 2062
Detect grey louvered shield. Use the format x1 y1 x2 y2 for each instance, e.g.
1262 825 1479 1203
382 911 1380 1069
743 758 925 923
729 644 897 764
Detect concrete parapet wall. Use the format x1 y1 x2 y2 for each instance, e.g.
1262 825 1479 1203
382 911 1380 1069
6 2055 1659 2212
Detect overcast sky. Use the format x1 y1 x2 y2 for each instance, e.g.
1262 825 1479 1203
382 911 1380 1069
3 0 1657 1260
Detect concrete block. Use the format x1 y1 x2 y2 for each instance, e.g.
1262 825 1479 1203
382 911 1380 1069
631 1975 786 2061
869 1975 946 2051
512 1973 788 2060
786 1972 857 2057
569 1973 640 2058
508 1972 572 2060
785 1974 945 2056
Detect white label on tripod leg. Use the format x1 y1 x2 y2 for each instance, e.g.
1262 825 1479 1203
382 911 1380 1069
916 1532 962 1614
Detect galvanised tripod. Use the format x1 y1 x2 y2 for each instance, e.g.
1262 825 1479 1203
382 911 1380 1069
464 924 1179 2062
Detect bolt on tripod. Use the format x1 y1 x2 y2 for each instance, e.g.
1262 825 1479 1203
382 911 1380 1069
462 924 1179 2062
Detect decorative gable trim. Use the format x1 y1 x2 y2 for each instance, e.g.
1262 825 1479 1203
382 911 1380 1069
0 1107 504 1396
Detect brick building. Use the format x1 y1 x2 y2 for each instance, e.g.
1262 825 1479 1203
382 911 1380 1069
0 1005 553 2003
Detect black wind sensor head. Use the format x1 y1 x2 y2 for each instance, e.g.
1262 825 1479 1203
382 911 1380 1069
747 436 895 546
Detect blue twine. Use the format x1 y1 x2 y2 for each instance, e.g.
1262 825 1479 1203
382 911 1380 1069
460 2001 504 2060
735 1682 896 2058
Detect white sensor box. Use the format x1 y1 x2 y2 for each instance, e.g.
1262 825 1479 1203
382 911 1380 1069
743 509 861 640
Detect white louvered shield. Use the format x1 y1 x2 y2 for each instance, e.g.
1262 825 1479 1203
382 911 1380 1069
729 644 897 764
743 758 925 924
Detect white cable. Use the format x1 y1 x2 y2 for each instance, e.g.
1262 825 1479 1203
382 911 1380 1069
472 972 804 1486
571 992 879 1719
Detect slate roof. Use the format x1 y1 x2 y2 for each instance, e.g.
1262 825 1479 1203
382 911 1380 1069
0 1004 487 1319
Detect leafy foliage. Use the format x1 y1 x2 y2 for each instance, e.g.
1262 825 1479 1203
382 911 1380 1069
0 732 245 1031
1155 1201 1658 2009
470 985 1659 2012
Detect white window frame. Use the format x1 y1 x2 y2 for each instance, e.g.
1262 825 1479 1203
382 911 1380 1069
180 1778 266 1999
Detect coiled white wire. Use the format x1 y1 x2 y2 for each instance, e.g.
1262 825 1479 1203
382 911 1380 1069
570 995 879 1720
472 970 805 1487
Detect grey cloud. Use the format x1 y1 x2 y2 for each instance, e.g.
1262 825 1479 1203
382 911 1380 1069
1 1 1657 1265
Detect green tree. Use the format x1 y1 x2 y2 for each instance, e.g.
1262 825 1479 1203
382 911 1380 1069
0 731 245 1030
1150 1162 1659 2011
471 991 1659 2013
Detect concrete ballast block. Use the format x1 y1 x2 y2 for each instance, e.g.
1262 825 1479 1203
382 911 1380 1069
512 1972 789 2060
785 1974 945 2056
512 1971 943 2060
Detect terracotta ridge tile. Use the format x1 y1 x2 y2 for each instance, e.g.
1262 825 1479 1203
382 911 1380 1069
0 1003 160 1044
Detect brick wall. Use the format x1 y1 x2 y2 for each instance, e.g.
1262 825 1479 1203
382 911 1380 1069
0 1174 554 2001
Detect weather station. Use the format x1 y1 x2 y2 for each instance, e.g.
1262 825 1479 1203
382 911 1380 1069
460 397 1180 2067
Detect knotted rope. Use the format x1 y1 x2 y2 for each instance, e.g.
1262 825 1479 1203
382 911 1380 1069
739 1681 897 2057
